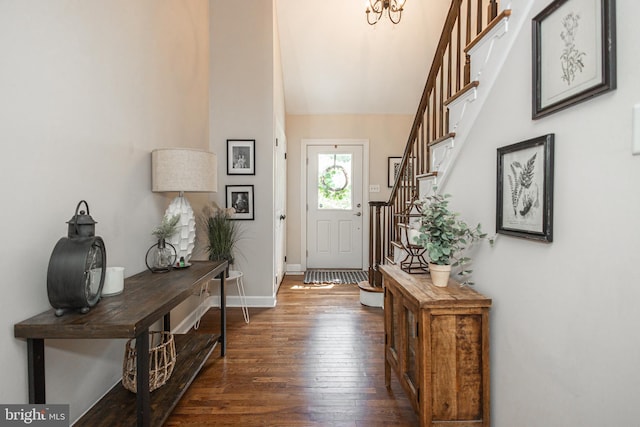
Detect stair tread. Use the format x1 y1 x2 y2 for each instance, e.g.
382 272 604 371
444 81 479 106
358 282 384 293
416 171 439 179
391 239 424 250
465 9 512 53
394 214 422 219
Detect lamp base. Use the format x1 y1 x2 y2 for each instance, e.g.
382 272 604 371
164 195 196 264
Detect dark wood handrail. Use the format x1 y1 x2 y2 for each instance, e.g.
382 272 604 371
389 0 499 204
388 0 463 203
367 0 500 285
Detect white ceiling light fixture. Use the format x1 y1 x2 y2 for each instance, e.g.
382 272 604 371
366 0 406 25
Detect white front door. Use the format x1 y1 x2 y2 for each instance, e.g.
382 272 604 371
306 144 363 269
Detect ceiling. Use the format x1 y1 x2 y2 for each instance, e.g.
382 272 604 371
275 0 452 116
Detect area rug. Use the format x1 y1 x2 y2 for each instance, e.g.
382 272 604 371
303 270 368 285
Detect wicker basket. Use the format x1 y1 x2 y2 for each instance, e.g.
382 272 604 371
122 331 176 393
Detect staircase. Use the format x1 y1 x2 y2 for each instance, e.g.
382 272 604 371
365 0 527 294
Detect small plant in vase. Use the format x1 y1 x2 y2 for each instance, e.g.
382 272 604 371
148 214 180 272
414 191 487 287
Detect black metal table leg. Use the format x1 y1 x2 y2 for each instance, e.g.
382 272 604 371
27 338 45 404
135 330 150 427
163 313 171 332
219 271 226 356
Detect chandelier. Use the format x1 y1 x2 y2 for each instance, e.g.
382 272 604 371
366 0 406 25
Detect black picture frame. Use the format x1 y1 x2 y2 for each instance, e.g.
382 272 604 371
227 139 255 175
387 156 414 188
532 0 616 119
226 185 254 220
388 157 401 187
496 134 554 242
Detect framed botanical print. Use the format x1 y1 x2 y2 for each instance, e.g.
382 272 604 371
227 139 255 175
226 185 254 220
496 134 554 242
532 0 616 119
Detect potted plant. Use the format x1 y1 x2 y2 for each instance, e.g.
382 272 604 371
148 214 180 271
200 202 242 266
414 192 486 287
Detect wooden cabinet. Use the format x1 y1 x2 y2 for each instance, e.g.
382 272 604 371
381 264 491 427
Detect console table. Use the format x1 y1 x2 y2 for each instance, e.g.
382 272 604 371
381 264 491 427
14 260 228 427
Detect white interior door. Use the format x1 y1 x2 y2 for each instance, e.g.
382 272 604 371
274 128 287 293
306 145 363 269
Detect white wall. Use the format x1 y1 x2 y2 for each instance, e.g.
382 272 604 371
209 0 277 304
0 1 210 422
442 1 640 425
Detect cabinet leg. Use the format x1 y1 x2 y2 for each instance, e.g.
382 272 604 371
384 358 391 389
27 338 45 404
136 330 150 427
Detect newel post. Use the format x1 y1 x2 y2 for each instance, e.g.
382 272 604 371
369 201 387 288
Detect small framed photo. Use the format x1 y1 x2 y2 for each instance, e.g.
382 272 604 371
227 139 255 175
532 0 616 119
387 157 414 188
226 185 254 220
496 134 554 242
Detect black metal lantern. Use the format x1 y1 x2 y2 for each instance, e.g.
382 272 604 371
47 200 107 317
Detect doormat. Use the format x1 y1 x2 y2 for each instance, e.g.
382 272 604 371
303 270 368 285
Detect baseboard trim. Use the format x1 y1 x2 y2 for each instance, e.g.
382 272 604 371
172 294 277 333
209 295 277 308
286 264 304 274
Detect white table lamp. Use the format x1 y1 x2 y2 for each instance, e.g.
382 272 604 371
152 148 217 264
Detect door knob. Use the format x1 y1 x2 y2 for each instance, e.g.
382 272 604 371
354 212 362 217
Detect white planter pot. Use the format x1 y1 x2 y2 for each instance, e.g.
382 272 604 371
428 263 451 287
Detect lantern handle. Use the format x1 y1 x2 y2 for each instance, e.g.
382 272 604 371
73 200 90 236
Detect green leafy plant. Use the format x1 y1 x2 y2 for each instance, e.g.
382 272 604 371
414 191 487 283
151 214 180 240
200 203 243 265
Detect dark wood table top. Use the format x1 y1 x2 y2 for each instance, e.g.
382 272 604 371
14 260 227 340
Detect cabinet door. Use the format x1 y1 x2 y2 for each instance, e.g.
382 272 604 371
430 311 485 423
403 305 419 404
385 286 401 369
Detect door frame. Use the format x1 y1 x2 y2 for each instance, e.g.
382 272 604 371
300 139 370 272
274 120 287 295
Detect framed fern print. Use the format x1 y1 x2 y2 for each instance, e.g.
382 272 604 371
532 0 616 119
496 134 554 242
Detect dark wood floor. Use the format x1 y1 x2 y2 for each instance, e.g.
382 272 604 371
165 274 418 426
